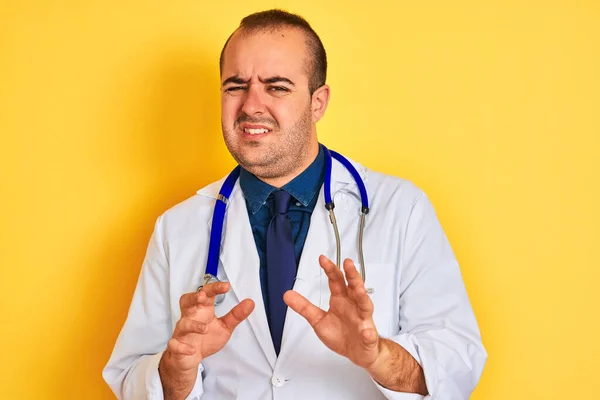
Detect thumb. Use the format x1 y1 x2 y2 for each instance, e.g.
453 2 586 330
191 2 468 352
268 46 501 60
220 299 255 331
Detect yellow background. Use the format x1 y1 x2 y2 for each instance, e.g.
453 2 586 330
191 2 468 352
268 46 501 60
1 1 598 398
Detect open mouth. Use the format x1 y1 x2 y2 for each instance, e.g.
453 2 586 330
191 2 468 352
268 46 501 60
243 127 271 135
238 123 274 139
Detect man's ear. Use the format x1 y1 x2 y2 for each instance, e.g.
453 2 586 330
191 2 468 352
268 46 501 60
311 84 331 123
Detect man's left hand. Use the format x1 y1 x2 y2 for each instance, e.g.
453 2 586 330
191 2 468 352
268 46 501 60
283 255 380 369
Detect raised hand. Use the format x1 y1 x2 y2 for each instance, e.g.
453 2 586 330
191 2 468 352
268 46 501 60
284 255 380 369
159 282 255 399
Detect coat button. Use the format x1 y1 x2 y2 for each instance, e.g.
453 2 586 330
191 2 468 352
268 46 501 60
271 375 285 387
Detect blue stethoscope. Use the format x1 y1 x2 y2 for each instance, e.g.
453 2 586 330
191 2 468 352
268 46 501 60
199 146 370 305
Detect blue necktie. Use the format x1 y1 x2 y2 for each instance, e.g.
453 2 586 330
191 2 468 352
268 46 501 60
266 190 296 355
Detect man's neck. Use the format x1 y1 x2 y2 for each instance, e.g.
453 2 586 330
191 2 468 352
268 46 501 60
258 143 320 188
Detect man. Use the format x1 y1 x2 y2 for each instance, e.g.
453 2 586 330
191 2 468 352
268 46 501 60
103 9 487 400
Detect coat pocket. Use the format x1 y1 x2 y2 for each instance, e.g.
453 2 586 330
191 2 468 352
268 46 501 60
319 262 398 337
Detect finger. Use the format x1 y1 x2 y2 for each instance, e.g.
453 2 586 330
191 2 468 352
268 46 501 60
198 281 231 304
179 292 203 317
319 255 347 296
284 290 326 328
166 337 196 359
179 282 231 316
343 259 374 319
342 258 363 287
179 291 213 317
220 298 255 332
342 258 362 302
351 282 374 320
174 318 208 337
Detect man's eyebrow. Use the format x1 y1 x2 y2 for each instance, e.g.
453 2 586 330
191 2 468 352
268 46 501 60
260 76 295 86
222 75 249 86
221 75 296 86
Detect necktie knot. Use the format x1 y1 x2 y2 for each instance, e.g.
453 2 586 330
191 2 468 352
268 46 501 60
273 190 292 215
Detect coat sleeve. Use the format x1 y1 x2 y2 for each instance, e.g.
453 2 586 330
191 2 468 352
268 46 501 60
102 214 204 399
375 191 487 399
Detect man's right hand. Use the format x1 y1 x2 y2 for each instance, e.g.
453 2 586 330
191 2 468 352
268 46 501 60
158 281 255 400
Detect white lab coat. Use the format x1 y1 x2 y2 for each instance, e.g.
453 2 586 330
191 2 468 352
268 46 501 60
103 156 487 400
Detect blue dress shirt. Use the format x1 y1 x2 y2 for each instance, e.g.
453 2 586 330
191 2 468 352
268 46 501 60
239 144 326 312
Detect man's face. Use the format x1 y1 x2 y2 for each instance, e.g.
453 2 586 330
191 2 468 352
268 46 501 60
220 27 317 181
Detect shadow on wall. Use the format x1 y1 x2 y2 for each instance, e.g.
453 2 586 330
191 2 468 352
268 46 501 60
58 48 233 398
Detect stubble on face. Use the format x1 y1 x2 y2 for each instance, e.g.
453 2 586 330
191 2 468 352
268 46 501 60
221 99 314 182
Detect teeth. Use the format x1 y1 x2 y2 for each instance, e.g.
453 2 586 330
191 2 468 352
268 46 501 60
244 128 269 135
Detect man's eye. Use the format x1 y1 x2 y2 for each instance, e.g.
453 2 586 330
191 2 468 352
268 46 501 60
225 86 246 92
269 86 289 92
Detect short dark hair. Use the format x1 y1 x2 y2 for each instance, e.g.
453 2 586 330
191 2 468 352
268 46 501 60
219 9 327 94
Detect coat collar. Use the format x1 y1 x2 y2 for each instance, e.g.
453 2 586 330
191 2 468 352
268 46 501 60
196 152 368 203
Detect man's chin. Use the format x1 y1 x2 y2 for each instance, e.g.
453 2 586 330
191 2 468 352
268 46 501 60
235 153 277 173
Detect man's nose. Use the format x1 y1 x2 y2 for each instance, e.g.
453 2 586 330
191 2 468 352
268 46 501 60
240 86 266 115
